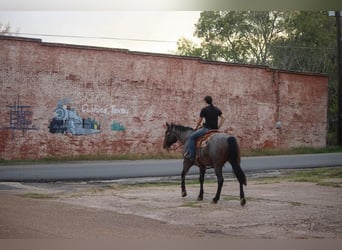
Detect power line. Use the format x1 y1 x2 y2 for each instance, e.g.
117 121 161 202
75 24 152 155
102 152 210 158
270 45 335 50
10 32 177 43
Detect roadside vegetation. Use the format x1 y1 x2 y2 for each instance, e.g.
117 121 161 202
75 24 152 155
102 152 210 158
1 146 342 164
241 145 342 156
255 167 342 187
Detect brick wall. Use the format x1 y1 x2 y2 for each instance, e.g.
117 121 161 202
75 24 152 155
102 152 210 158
0 36 328 160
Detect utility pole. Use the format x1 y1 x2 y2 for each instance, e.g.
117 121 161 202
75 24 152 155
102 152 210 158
336 11 342 145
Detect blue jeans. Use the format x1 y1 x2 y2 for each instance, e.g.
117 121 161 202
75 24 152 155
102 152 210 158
185 127 209 160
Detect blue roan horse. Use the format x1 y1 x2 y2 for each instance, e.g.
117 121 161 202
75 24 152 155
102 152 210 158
163 122 247 205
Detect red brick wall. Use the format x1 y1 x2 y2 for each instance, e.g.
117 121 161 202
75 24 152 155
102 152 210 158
0 36 328 160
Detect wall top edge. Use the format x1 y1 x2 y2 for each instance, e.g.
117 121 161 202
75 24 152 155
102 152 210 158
0 35 328 78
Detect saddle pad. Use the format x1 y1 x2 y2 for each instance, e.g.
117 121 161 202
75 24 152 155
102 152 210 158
196 130 220 148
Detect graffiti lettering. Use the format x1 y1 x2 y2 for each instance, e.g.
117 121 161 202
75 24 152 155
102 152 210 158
81 104 107 114
81 104 129 115
4 95 38 138
111 105 129 115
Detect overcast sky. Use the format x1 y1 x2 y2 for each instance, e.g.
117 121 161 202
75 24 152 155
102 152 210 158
1 0 338 54
0 11 201 54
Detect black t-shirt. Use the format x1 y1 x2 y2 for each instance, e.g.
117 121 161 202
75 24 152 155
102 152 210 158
200 105 222 129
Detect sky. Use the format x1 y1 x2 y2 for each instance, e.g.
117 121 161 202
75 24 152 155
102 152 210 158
0 11 201 54
1 0 339 54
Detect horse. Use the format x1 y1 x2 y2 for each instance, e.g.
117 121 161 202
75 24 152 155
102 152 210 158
163 122 247 205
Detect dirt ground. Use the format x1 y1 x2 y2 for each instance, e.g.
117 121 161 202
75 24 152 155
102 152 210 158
0 169 341 239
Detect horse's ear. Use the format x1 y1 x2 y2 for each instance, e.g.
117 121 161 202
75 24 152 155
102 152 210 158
164 122 169 129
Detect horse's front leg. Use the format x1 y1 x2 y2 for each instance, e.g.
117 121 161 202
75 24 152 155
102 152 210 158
212 166 224 204
197 167 206 201
181 159 192 197
239 182 246 206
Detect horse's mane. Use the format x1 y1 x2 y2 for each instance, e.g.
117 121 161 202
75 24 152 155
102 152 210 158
171 124 194 133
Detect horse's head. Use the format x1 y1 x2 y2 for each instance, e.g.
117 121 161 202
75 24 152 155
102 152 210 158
163 122 178 150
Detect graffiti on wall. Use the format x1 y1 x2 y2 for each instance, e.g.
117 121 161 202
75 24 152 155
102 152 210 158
3 96 38 138
48 98 100 136
81 103 128 132
111 121 126 131
48 98 129 135
81 104 129 115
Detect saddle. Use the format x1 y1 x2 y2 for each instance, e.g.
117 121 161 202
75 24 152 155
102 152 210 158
196 130 220 148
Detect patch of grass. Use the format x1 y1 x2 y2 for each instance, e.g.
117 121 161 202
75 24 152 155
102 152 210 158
103 181 181 191
290 167 342 183
254 178 283 184
241 146 342 157
0 152 182 164
255 167 342 187
19 193 58 199
90 187 106 193
290 201 302 206
317 182 342 188
1 146 342 164
223 195 240 202
121 181 180 189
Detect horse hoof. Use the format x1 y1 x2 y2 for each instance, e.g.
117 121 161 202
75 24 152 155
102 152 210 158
197 196 203 201
182 191 187 197
240 198 246 206
211 199 218 204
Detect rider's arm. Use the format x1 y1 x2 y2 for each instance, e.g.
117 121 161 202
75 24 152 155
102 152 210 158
194 117 203 130
218 114 225 129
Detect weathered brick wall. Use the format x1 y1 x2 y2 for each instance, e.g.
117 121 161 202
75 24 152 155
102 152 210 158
0 36 328 160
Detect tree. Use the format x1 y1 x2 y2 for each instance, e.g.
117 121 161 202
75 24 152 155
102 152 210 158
176 11 288 65
0 21 11 35
270 11 336 73
176 38 203 58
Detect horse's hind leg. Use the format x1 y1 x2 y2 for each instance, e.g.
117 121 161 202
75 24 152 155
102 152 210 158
231 162 247 206
212 167 224 204
197 167 206 201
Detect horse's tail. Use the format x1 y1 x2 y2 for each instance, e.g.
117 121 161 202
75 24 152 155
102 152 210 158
227 136 247 186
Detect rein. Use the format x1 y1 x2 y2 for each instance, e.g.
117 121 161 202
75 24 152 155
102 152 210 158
170 142 182 151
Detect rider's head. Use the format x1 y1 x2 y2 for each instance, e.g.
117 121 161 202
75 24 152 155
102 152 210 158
204 96 212 105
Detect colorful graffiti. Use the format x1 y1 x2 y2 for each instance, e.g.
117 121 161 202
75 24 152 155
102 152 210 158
48 98 100 136
111 121 126 131
48 99 128 135
3 96 38 138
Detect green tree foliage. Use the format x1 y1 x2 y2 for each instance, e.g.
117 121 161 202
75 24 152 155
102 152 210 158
176 11 288 64
270 11 336 73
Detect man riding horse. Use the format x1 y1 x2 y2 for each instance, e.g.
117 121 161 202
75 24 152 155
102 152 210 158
184 96 225 162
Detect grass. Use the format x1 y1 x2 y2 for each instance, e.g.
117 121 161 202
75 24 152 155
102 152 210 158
241 145 342 157
106 181 181 190
223 195 240 202
18 193 58 199
222 195 303 206
255 167 342 187
1 146 342 164
0 152 181 164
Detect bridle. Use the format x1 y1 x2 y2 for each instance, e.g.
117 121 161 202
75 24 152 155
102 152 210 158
164 125 183 150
